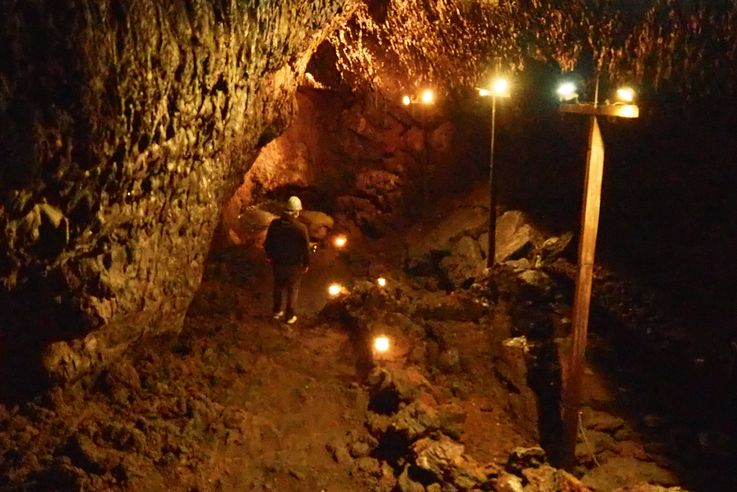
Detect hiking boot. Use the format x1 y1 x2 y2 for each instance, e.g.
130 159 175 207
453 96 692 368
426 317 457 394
285 315 298 325
272 310 284 320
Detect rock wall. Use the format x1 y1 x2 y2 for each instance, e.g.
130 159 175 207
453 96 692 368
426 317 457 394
0 0 358 389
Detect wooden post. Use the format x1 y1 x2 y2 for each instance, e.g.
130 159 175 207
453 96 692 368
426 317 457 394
561 115 605 467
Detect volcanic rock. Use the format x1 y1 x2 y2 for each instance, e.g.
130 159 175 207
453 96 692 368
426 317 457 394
506 446 547 474
581 457 680 491
412 436 487 489
299 210 335 240
440 236 485 289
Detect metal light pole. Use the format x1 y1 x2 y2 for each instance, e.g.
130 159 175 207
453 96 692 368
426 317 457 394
478 78 510 268
402 89 435 215
558 81 639 468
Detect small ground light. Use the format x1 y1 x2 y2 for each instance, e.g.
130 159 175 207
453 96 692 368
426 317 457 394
376 277 387 287
333 235 347 248
421 89 434 105
328 283 343 297
557 81 577 101
402 95 411 106
374 336 390 353
616 86 635 103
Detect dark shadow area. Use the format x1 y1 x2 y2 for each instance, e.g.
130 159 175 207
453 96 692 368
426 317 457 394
0 269 91 404
587 300 737 491
371 428 410 465
525 318 565 467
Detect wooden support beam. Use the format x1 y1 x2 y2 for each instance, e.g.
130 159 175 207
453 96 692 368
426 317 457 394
560 102 639 118
562 115 606 467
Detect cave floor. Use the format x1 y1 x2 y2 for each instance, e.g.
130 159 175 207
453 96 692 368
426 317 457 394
1 209 735 491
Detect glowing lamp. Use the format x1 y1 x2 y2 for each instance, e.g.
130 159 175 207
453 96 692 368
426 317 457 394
402 95 411 106
613 104 639 118
333 235 347 248
374 336 390 353
376 277 387 287
492 78 509 96
616 86 635 103
478 88 490 97
328 283 343 297
420 89 434 105
557 81 577 101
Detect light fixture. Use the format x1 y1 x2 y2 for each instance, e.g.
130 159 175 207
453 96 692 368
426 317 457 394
612 104 639 118
420 89 434 105
373 336 390 353
376 277 387 287
492 77 509 96
616 86 635 103
557 81 578 101
478 88 490 97
333 235 347 248
402 95 411 106
328 283 343 297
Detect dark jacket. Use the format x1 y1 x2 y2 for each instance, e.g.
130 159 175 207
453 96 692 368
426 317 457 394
264 214 310 267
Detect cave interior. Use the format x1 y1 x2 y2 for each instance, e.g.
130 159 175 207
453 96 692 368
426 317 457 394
1 1 736 491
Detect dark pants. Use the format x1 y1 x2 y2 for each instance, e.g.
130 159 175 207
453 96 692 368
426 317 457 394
272 263 304 317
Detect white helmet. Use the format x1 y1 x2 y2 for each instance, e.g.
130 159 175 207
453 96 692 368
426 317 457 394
286 195 303 212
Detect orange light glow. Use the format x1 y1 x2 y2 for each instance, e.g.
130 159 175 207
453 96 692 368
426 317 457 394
333 235 347 248
374 336 390 353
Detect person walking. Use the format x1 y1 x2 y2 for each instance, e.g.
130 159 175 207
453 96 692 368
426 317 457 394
263 196 310 324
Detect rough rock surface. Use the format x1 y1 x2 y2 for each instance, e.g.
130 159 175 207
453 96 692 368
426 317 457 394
0 0 359 386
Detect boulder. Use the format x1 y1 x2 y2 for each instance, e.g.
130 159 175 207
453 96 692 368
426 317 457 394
238 206 277 232
412 436 487 489
506 446 547 474
440 236 485 288
517 270 553 293
406 206 488 260
336 195 389 237
413 436 464 478
299 210 334 240
391 399 440 440
521 464 558 491
367 365 434 404
496 473 524 492
580 407 626 434
398 464 426 492
581 457 680 491
437 348 462 374
492 211 543 262
539 233 574 262
496 337 531 392
495 337 540 430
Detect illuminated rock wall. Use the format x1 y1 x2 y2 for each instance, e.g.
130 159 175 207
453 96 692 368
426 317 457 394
0 0 358 387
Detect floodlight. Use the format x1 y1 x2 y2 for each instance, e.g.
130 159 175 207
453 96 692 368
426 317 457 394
616 86 635 103
557 81 577 101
